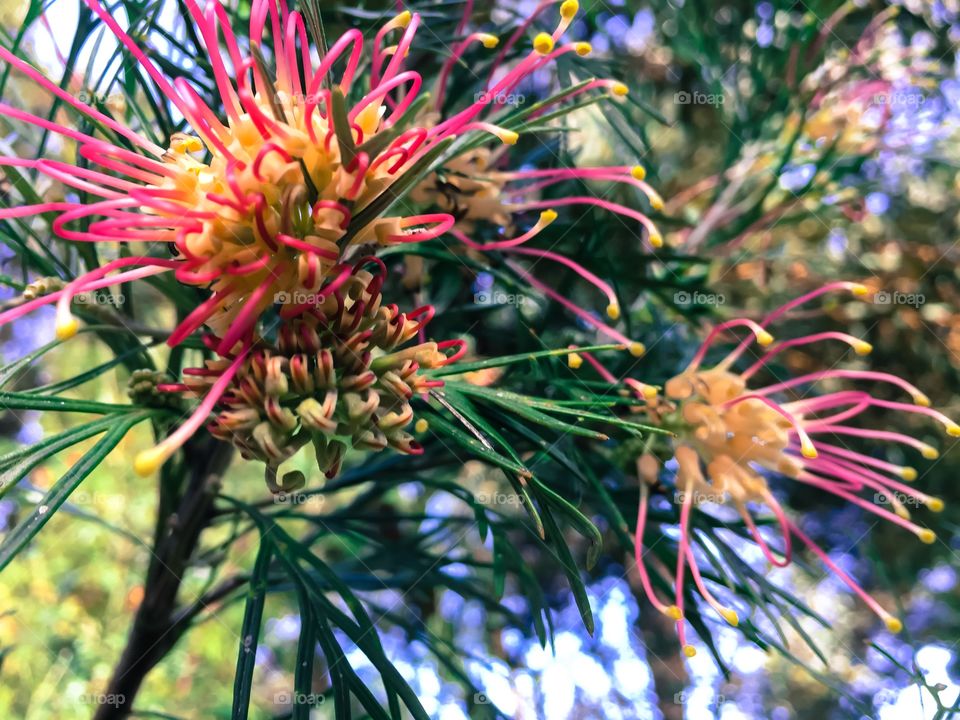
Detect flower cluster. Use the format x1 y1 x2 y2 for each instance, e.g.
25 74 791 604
585 283 957 654
0 0 659 474
140 261 463 479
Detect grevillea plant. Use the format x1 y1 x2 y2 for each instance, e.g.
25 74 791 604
606 283 958 655
0 0 955 718
0 0 659 479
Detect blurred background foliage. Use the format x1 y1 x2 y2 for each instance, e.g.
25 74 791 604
0 0 958 718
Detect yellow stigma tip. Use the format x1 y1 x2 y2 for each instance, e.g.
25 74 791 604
540 209 558 224
414 418 429 434
649 232 663 248
756 331 775 347
801 443 818 459
854 342 873 355
533 32 555 55
479 34 499 49
567 352 583 370
56 317 79 341
560 0 579 19
500 130 519 145
913 393 931 407
683 645 697 658
901 467 918 481
850 283 869 297
395 10 412 27
628 342 646 358
133 447 168 477
606 304 621 320
650 197 664 212
642 386 658 400
918 529 937 544
922 446 939 460
927 497 945 512
721 609 739 626
947 423 960 437
611 82 629 96
664 605 682 621
884 617 903 634
631 165 647 181
574 41 592 56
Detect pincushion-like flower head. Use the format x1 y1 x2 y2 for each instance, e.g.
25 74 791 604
620 283 956 654
0 0 652 474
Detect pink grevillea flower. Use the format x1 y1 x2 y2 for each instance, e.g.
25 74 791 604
0 0 638 473
411 0 661 352
600 283 956 655
0 0 628 345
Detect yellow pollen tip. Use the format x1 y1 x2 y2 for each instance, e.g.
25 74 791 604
884 617 903 634
913 393 931 407
500 129 519 145
540 209 558 225
800 443 818 459
560 0 579 19
850 283 869 297
650 197 664 212
683 645 697 658
611 82 629 96
395 10 412 27
642 386 658 400
756 331 775 347
56 317 79 341
479 34 499 49
631 165 647 181
922 445 939 460
606 304 621 320
574 42 592 56
649 231 663 248
901 467 918 481
927 497 945 512
414 418 429 434
567 352 583 369
664 605 682 620
894 505 912 520
628 342 646 358
721 608 739 626
946 423 960 437
133 446 170 477
854 341 873 355
917 528 937 544
172 137 202 154
533 32 555 55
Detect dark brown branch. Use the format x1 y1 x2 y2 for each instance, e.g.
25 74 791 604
93 437 233 720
